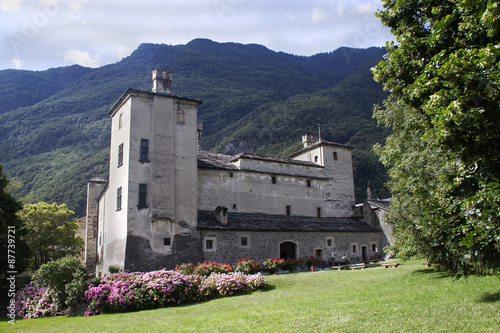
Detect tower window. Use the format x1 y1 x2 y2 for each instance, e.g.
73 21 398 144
140 139 149 161
118 143 123 167
138 183 148 207
116 187 122 211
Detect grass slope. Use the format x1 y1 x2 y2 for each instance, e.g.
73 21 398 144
3 260 499 332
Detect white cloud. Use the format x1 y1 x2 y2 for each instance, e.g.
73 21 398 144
63 49 100 67
11 55 23 69
0 0 22 12
311 7 328 24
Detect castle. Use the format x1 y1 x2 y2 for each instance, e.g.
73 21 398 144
85 69 387 276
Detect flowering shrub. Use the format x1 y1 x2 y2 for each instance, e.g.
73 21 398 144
200 272 265 297
15 282 59 318
83 270 203 316
81 268 265 316
304 256 321 267
174 262 195 275
235 257 260 274
282 257 305 272
193 261 234 277
262 258 285 273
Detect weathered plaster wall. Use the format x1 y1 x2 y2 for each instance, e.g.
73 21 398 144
198 168 326 217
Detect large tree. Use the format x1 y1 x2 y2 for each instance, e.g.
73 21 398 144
372 0 500 276
19 202 84 271
0 164 31 279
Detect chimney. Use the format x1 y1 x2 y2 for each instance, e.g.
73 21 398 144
367 181 372 200
302 134 318 148
215 206 228 225
152 68 172 93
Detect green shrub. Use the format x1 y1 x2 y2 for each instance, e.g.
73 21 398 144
32 256 87 307
108 264 121 274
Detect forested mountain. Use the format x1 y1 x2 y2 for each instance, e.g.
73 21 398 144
0 39 390 217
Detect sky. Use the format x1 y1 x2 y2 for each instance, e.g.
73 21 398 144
0 0 395 71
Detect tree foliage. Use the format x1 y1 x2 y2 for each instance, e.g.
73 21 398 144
19 202 84 271
0 164 31 278
373 0 500 276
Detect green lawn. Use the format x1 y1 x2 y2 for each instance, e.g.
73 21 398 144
3 260 500 332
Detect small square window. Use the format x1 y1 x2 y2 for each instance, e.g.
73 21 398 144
232 204 237 210
352 245 357 253
327 238 333 247
206 239 213 250
314 156 318 162
333 152 338 161
372 243 377 252
307 180 311 187
271 176 277 184
229 172 234 177
164 238 171 246
241 237 248 247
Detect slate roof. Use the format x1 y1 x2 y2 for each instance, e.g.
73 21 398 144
197 150 238 170
366 199 391 211
197 210 380 233
197 150 322 170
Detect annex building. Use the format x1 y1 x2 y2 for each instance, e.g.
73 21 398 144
85 69 385 276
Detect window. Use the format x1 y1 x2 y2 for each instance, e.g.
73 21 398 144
204 238 216 251
307 180 311 187
116 187 122 211
232 204 237 210
326 238 333 247
352 244 357 253
372 243 377 252
333 152 338 161
229 172 233 178
118 143 123 167
139 139 149 161
164 238 171 246
317 207 322 217
241 237 248 247
138 183 148 207
314 156 318 162
286 205 291 216
271 176 277 184
119 113 123 129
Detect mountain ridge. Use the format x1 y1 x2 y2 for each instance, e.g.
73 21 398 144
0 39 390 216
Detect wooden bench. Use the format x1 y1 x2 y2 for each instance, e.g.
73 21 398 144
349 265 366 270
422 262 432 268
330 266 345 271
382 263 399 268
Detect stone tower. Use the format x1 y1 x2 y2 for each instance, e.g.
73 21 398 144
93 69 203 275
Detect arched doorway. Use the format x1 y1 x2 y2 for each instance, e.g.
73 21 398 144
280 241 297 260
